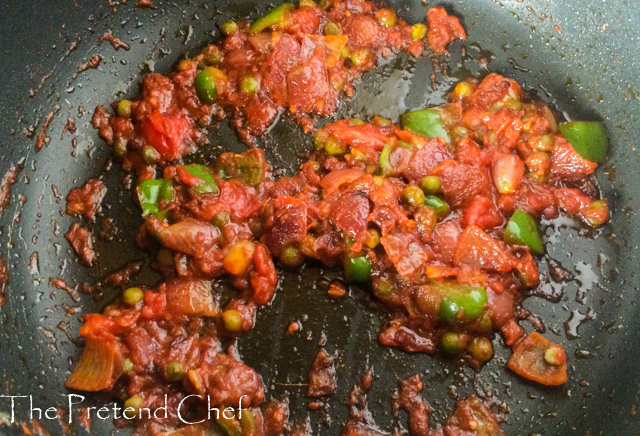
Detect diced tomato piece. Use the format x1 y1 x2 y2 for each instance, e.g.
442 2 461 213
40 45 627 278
508 332 568 386
250 243 278 305
550 140 598 181
320 168 366 194
141 110 191 161
454 225 514 272
288 45 336 115
426 7 466 54
330 191 371 240
381 232 432 277
461 195 503 230
468 73 521 109
403 139 453 181
344 14 384 47
263 196 308 257
262 33 301 107
432 160 492 208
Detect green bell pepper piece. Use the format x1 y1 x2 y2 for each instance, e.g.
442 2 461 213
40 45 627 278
424 196 450 219
216 149 266 186
137 179 173 217
504 209 544 255
559 121 608 163
345 255 372 283
216 416 242 436
250 3 294 33
438 283 487 322
183 164 219 195
379 141 394 176
240 409 257 433
401 109 450 142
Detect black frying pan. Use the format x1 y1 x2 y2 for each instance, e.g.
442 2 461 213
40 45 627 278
1 0 639 434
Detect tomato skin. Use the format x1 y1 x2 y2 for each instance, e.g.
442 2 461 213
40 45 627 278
141 111 191 161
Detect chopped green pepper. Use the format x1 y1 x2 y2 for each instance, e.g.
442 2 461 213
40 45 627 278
250 3 294 33
504 209 544 255
438 284 487 322
216 150 266 186
216 416 242 436
379 141 394 176
345 255 372 283
195 67 226 104
424 196 450 219
137 179 174 217
240 409 257 433
401 109 450 142
183 164 219 195
559 121 608 163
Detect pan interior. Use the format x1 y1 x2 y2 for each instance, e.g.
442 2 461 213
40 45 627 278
0 0 639 435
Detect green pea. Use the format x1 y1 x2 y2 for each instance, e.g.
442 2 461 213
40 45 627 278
441 332 461 355
350 48 371 66
113 137 128 158
222 309 243 333
340 46 351 60
345 256 372 283
537 134 555 152
403 185 426 207
365 228 381 249
424 196 450 219
349 118 365 126
300 0 316 6
373 278 393 297
467 337 493 363
325 135 347 155
123 358 134 374
324 22 342 35
411 23 427 40
420 176 441 195
280 245 304 268
116 99 132 118
240 76 259 94
221 20 239 35
123 396 143 418
142 145 159 165
166 361 186 382
123 287 144 305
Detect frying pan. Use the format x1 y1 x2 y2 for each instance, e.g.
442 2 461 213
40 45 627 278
0 0 639 434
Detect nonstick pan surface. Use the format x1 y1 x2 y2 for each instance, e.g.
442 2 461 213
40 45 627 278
1 0 639 434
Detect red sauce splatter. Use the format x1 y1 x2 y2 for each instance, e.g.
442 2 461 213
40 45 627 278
35 108 59 152
98 31 130 51
0 161 23 214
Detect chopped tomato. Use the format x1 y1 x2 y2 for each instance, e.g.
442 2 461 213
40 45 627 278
508 332 568 386
426 7 466 54
461 195 503 230
141 111 191 161
550 140 598 180
454 225 514 273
